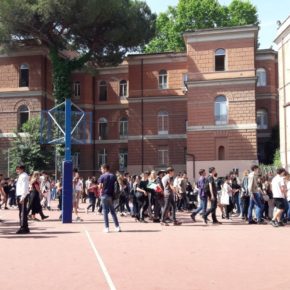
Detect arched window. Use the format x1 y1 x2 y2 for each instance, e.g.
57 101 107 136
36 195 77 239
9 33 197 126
215 96 228 125
215 49 225 71
119 117 128 138
158 111 169 134
18 105 29 131
218 146 225 160
159 70 168 89
119 80 128 97
257 109 268 129
99 81 107 101
98 117 108 140
19 64 29 87
256 68 267 87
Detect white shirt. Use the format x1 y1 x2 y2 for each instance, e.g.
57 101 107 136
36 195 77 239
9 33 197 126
272 174 285 198
75 180 83 191
16 172 29 198
287 182 290 201
223 182 232 197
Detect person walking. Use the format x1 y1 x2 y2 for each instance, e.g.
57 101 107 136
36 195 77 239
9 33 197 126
247 165 265 224
203 167 221 225
98 164 120 233
15 165 30 234
270 168 287 227
160 167 182 226
190 169 207 222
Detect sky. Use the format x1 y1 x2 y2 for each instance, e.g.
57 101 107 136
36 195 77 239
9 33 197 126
145 0 290 49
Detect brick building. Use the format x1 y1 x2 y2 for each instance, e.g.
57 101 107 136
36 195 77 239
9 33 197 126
0 25 278 179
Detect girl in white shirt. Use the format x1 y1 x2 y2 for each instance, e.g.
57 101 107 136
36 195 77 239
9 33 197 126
222 175 233 219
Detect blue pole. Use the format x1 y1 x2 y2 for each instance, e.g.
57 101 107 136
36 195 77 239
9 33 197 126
65 98 72 161
62 98 73 223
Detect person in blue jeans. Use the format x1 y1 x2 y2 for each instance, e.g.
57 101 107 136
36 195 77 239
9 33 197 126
190 169 207 222
98 164 120 233
247 165 266 224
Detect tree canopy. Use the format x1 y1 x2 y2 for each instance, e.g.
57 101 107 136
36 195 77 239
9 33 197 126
0 0 156 101
9 117 54 175
145 0 259 53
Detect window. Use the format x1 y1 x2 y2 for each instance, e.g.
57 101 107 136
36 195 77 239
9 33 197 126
119 148 128 171
158 146 169 166
215 49 225 71
158 111 169 134
257 109 268 129
98 149 107 169
98 118 108 140
182 74 188 92
99 80 107 101
256 68 267 87
73 81 81 99
119 80 128 97
18 105 29 131
159 70 168 89
72 152 80 169
19 64 29 87
119 117 128 138
218 146 225 160
215 96 228 125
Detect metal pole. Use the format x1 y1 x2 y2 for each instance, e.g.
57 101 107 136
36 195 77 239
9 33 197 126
62 98 73 223
7 148 10 177
65 98 72 161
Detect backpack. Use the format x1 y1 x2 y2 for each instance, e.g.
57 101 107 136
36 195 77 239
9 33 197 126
113 180 120 200
204 177 210 194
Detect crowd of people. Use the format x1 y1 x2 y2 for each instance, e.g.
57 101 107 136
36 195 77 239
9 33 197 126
0 163 289 234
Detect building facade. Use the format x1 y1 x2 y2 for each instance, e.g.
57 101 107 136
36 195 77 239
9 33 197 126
275 16 290 171
0 25 278 179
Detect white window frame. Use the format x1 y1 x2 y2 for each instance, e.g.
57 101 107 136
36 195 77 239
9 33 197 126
98 117 108 140
256 68 267 87
19 64 29 87
158 111 169 134
215 48 226 71
119 149 128 172
119 80 128 97
215 96 228 125
257 109 268 129
158 147 169 166
18 105 30 131
98 148 107 168
119 117 128 139
159 70 168 89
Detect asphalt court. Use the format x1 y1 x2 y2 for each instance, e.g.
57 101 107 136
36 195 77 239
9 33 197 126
1 202 290 290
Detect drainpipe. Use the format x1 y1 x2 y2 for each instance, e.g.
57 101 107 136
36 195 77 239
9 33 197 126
281 37 288 169
92 76 96 174
141 59 144 172
186 153 195 181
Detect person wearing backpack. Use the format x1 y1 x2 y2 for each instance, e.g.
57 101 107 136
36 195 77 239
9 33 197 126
203 167 222 225
190 169 207 222
98 164 120 233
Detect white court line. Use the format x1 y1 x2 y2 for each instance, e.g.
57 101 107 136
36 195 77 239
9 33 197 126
84 229 117 290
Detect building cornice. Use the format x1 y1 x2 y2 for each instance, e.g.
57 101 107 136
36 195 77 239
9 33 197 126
127 53 187 65
187 123 257 132
128 134 187 141
128 96 187 103
187 77 256 88
183 25 258 44
0 90 44 98
274 16 290 44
